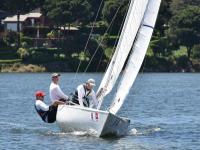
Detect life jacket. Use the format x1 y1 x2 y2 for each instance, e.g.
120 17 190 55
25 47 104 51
35 105 57 123
71 85 91 107
35 105 48 122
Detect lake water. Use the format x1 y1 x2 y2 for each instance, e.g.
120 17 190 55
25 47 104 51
0 73 200 150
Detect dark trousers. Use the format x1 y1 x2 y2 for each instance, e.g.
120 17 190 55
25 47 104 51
47 105 57 123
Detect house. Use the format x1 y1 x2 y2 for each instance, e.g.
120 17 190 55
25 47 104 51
2 12 42 32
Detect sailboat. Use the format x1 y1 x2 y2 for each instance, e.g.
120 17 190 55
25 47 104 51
56 0 161 137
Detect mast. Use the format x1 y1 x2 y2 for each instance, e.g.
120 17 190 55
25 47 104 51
109 0 162 114
97 0 149 109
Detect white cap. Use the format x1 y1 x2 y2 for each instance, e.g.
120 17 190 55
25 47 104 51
86 78 96 86
51 73 60 78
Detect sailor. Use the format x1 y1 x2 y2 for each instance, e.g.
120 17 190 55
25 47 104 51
49 73 69 103
72 78 98 108
34 91 65 123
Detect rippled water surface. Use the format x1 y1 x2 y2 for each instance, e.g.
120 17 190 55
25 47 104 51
0 73 200 150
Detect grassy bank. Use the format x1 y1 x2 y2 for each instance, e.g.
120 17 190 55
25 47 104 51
0 63 46 72
0 57 200 73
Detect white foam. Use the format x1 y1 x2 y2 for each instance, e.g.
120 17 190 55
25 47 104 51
129 128 138 135
71 131 88 136
47 129 98 137
128 127 161 136
154 127 161 132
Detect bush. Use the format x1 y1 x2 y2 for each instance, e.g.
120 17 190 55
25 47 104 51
150 36 170 56
4 31 18 46
191 44 200 59
47 30 58 38
172 46 187 58
29 50 51 62
21 36 34 47
0 39 7 47
176 55 188 68
25 48 66 63
54 53 66 60
71 51 89 61
59 54 66 60
21 42 28 48
104 47 114 59
17 48 29 59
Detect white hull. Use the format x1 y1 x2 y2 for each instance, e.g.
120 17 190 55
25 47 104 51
56 105 130 137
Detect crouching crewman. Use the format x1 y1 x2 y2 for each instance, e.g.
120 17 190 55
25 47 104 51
34 90 65 123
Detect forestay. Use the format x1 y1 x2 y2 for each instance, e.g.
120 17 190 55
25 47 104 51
97 0 149 109
109 0 162 114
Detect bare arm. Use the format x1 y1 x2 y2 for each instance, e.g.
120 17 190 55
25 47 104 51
52 100 65 107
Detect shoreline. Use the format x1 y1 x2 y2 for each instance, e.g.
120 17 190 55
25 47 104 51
0 62 200 73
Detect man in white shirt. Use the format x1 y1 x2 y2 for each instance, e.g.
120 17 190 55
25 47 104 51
72 78 98 108
34 91 65 123
49 73 69 103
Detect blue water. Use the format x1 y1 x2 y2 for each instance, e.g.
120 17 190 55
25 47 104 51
0 73 200 150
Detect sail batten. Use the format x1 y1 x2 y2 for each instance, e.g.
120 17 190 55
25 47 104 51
97 0 149 109
109 0 162 114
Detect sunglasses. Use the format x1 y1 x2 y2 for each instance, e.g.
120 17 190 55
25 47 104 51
53 76 59 78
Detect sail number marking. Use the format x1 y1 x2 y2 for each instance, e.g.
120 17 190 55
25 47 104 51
91 112 99 122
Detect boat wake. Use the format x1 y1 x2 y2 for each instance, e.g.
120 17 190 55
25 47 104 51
44 126 161 137
51 127 161 137
1 121 161 138
128 127 161 136
48 127 161 138
46 129 98 137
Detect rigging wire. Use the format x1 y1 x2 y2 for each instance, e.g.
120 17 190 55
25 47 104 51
73 0 104 81
83 1 127 73
94 20 114 72
102 0 131 74
97 0 133 108
95 52 103 72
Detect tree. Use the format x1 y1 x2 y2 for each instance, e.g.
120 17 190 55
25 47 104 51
150 36 171 57
170 0 200 15
192 44 200 59
168 6 200 59
88 0 104 21
43 0 92 28
102 0 129 34
155 0 172 36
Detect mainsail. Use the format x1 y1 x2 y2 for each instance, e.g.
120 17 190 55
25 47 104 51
109 0 162 114
97 0 149 109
